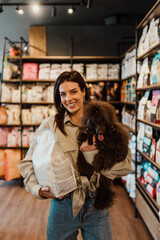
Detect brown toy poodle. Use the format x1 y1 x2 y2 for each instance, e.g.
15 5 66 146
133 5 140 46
77 101 129 209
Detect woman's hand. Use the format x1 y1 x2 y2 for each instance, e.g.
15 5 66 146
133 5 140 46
80 135 97 152
39 187 65 199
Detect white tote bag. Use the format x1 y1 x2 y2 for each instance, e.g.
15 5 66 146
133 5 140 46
32 129 77 197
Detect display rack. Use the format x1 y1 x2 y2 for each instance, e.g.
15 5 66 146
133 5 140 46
0 36 121 181
120 44 137 202
135 1 160 239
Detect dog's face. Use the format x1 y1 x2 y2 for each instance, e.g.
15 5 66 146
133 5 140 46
85 114 106 142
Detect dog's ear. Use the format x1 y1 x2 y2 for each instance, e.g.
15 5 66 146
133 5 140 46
99 101 117 125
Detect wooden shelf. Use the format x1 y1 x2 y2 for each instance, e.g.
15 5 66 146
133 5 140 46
0 102 20 105
107 101 121 105
0 124 20 127
121 102 136 106
137 0 160 29
1 102 54 105
85 79 120 82
137 118 160 130
136 84 160 91
136 149 160 171
0 146 22 149
2 79 20 83
136 178 160 215
121 74 136 81
136 42 160 61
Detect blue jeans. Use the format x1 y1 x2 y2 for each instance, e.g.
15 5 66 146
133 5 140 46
47 190 113 240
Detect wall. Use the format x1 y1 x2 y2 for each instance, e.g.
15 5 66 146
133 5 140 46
0 24 134 72
47 25 134 56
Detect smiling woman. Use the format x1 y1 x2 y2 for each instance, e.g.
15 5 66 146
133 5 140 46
18 70 132 240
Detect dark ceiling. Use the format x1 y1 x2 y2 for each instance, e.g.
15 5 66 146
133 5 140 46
0 0 157 26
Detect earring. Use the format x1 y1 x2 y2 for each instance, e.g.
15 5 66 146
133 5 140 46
60 103 64 108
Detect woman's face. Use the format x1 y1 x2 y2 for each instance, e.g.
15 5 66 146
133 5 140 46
59 81 85 115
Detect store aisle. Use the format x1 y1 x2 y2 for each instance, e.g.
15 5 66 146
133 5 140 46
0 180 152 240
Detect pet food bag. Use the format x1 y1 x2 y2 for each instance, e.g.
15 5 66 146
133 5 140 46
0 106 7 125
5 149 21 181
32 129 77 198
0 150 5 177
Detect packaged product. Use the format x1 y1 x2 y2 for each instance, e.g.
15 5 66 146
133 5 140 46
1 83 12 102
38 63 50 80
73 64 84 78
146 183 156 198
149 90 160 123
12 89 20 103
0 150 5 177
50 64 61 80
23 63 38 80
6 105 20 125
47 85 54 103
157 180 160 206
0 127 10 146
5 149 21 181
97 64 108 79
0 106 7 125
137 91 150 120
150 53 160 85
137 25 148 57
149 18 160 49
61 64 71 73
156 138 160 166
86 64 97 80
22 109 32 124
108 64 119 79
32 129 77 197
150 138 156 161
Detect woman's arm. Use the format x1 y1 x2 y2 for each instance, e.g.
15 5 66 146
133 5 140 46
80 137 132 180
17 138 56 199
100 149 132 179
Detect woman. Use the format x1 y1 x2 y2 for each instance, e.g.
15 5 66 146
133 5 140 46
18 70 132 240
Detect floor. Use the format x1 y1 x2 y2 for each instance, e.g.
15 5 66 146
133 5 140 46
0 179 152 240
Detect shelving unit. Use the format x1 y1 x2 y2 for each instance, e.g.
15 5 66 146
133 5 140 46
120 44 137 203
0 36 122 181
135 1 160 239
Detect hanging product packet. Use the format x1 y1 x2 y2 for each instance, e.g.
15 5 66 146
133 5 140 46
32 129 77 198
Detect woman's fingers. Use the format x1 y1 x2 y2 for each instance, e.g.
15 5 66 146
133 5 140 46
80 135 97 152
39 187 67 200
39 187 56 199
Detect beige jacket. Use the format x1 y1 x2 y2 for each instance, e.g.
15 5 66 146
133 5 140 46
18 113 132 218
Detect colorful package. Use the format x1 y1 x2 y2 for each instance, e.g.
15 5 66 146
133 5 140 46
5 149 21 181
0 150 5 177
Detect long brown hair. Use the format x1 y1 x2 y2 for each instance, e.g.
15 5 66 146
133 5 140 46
54 70 90 135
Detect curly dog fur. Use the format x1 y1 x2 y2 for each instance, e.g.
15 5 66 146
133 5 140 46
77 101 129 209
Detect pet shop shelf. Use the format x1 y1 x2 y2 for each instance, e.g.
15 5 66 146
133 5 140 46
137 149 160 171
136 42 160 61
135 1 160 236
137 119 160 130
136 179 160 217
136 84 160 91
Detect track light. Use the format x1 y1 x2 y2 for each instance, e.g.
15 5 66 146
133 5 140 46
51 6 57 17
32 4 39 13
68 6 76 14
87 0 92 8
0 5 3 13
15 5 24 14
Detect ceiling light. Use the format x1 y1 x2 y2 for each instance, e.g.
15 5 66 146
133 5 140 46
51 6 57 17
15 5 24 15
32 4 39 13
68 6 75 14
0 5 3 13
